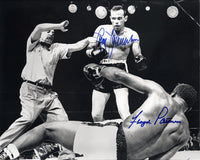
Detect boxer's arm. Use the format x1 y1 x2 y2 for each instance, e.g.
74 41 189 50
101 66 162 95
131 31 147 71
131 31 141 57
27 20 69 51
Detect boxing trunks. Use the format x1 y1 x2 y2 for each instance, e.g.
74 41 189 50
73 122 127 160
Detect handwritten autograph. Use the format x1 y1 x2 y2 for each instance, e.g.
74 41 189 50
128 106 181 129
93 27 139 58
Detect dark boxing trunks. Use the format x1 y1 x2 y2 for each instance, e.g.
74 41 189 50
117 122 127 160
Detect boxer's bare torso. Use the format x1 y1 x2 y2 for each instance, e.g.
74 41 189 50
93 25 139 60
122 86 190 160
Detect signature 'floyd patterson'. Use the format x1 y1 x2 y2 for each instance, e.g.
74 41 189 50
128 106 182 128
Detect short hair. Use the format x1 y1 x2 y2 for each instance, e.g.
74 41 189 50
110 5 127 16
172 83 197 108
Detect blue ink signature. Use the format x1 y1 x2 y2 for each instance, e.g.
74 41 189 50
128 110 152 128
128 106 181 129
93 27 139 58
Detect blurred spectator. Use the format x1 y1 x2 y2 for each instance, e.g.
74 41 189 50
189 133 200 150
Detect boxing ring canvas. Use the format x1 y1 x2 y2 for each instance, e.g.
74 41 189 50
21 151 200 160
0 0 199 159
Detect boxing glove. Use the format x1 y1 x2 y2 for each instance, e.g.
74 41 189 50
83 63 104 81
134 55 147 71
86 41 108 61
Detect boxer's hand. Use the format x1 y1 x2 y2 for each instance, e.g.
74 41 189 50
60 20 69 32
83 63 105 81
134 55 147 71
86 39 100 58
83 63 101 79
87 47 108 61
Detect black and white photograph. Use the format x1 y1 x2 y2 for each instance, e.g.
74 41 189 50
0 0 199 159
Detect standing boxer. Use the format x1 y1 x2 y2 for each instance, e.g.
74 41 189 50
0 20 92 151
84 5 147 122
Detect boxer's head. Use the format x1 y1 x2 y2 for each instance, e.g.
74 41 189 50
40 30 55 45
171 83 197 111
110 5 128 33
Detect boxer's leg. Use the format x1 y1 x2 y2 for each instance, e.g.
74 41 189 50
0 124 46 160
114 88 130 120
92 90 110 122
16 121 80 153
43 121 80 151
0 121 81 159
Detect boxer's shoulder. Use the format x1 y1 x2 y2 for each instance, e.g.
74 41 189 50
124 27 137 35
96 24 112 31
